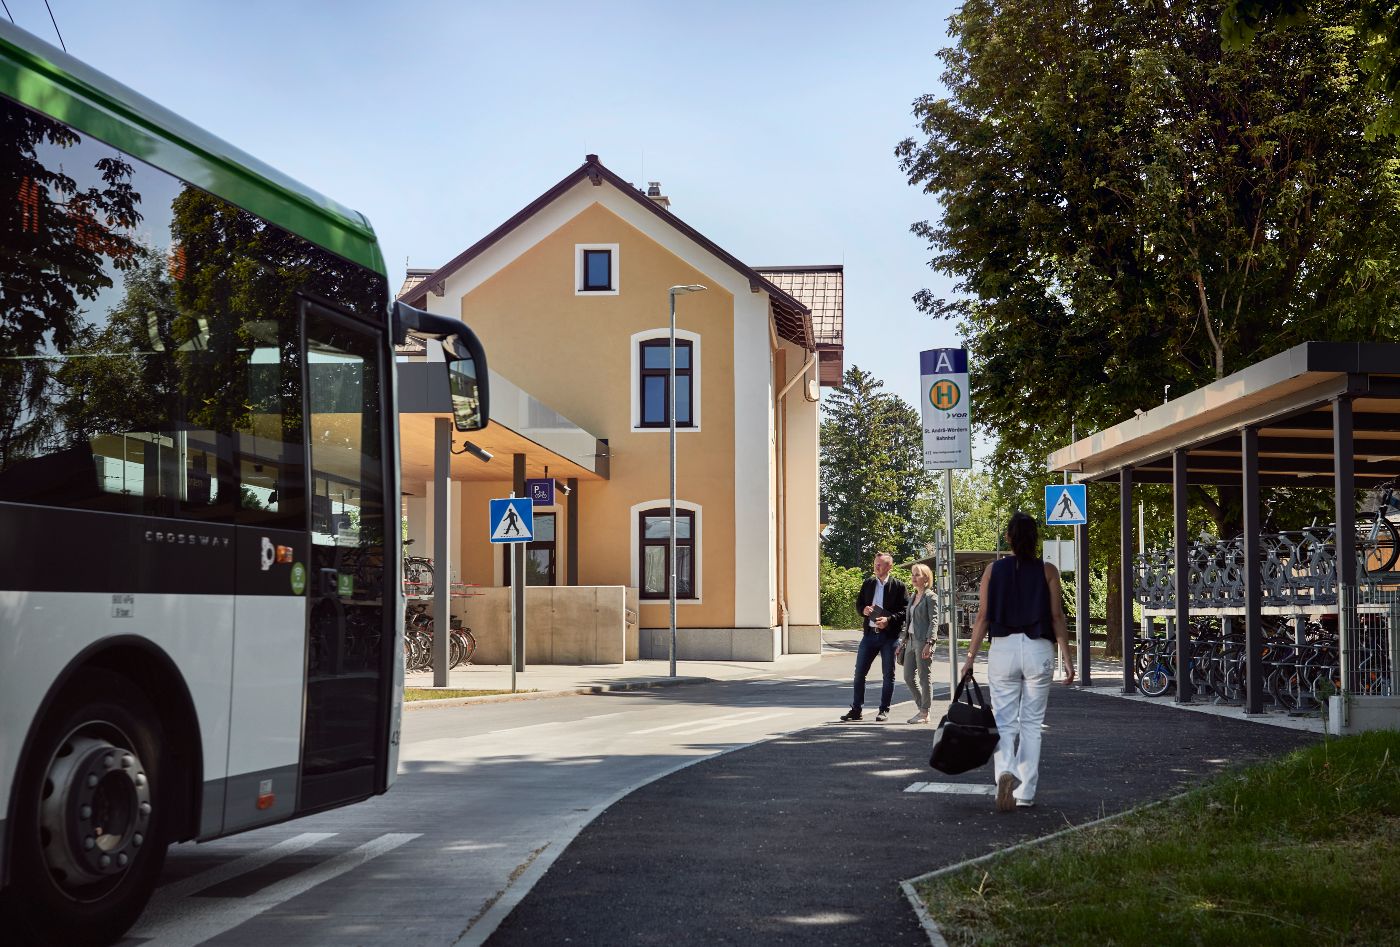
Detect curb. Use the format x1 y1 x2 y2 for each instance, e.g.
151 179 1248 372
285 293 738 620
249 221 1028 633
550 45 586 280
897 789 1192 946
402 675 716 710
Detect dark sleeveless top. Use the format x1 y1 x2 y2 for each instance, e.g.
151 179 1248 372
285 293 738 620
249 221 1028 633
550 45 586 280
986 556 1053 640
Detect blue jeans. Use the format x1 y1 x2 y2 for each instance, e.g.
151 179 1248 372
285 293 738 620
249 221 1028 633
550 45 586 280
850 631 897 713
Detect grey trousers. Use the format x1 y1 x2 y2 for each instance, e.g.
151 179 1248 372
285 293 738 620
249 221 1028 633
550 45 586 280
902 642 933 712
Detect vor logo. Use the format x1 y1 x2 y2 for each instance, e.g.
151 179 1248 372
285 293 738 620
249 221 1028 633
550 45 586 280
929 379 960 411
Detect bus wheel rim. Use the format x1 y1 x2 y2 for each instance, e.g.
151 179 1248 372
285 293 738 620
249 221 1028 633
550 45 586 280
39 729 152 892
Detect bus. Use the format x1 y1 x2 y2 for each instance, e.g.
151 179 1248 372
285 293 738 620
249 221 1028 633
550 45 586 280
0 20 487 946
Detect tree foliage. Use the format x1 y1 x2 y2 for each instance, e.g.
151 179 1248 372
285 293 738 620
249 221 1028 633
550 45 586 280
896 0 1400 537
820 366 934 568
1222 0 1400 138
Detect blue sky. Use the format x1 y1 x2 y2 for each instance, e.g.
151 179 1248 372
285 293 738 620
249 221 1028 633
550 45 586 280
13 0 963 411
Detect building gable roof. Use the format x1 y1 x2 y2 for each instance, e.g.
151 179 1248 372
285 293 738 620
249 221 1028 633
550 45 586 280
399 155 813 349
757 266 844 386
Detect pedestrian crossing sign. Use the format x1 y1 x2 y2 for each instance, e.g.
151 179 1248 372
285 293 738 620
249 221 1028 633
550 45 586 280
1045 484 1087 526
489 497 534 543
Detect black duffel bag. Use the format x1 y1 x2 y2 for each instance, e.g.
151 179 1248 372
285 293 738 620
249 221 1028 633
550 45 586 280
928 673 999 775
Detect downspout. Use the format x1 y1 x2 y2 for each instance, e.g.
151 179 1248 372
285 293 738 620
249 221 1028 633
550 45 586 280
776 348 817 651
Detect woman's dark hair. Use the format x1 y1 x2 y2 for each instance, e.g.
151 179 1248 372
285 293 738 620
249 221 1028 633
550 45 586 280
1006 511 1039 560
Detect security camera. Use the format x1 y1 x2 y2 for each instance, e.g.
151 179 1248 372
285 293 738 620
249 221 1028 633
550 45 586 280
556 480 572 496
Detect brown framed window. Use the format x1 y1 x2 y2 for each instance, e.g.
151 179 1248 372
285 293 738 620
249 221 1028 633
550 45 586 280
639 507 695 600
638 339 692 428
503 512 556 586
581 249 612 291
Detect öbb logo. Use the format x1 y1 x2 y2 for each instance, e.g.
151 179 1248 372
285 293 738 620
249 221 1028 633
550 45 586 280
929 379 961 411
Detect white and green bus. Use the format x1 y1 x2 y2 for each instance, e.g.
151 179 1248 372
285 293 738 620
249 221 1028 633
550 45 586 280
0 21 486 946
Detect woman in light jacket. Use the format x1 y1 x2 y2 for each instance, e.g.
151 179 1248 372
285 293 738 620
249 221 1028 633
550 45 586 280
901 563 937 723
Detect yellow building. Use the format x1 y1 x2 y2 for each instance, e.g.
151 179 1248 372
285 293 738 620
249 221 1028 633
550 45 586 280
397 156 843 661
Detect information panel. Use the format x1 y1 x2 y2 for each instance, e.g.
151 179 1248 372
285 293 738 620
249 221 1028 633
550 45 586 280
920 348 972 471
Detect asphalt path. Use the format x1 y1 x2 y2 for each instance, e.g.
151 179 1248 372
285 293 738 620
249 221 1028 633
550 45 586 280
489 665 1319 946
117 670 858 946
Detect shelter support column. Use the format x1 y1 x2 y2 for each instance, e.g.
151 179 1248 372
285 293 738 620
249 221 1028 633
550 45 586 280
1334 396 1356 701
1173 449 1191 704
567 478 579 586
1242 426 1264 714
513 453 526 674
1120 468 1134 694
1075 520 1090 686
433 418 451 688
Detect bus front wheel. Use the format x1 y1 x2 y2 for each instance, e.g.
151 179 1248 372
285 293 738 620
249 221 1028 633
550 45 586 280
0 669 170 947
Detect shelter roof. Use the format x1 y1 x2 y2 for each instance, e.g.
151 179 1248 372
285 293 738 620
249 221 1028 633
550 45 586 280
1048 342 1400 486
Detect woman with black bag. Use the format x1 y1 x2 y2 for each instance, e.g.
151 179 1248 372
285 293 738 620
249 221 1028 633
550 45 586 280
960 512 1074 812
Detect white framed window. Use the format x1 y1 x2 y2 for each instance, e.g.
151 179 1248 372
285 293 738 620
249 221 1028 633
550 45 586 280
631 499 702 602
630 328 701 432
575 243 619 295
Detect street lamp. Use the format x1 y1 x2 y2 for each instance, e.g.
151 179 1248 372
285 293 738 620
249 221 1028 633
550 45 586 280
668 283 706 677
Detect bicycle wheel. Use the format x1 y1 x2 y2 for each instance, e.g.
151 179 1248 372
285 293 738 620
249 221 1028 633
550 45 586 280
1356 512 1400 574
1138 660 1172 697
449 632 465 669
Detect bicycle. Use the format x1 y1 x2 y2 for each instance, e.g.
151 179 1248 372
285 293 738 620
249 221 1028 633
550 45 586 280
402 538 435 597
402 602 475 670
1357 480 1400 575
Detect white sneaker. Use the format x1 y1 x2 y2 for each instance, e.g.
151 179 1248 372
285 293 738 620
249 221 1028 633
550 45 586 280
1015 798 1036 808
907 712 925 724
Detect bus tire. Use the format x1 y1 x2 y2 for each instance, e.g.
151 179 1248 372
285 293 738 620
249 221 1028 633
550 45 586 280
0 668 170 947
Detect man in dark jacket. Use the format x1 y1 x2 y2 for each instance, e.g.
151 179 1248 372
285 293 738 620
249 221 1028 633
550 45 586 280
842 551 908 722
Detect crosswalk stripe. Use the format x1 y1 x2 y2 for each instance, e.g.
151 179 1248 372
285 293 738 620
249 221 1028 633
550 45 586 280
903 782 995 795
630 710 767 735
140 832 336 914
129 833 419 946
479 712 625 738
669 711 790 737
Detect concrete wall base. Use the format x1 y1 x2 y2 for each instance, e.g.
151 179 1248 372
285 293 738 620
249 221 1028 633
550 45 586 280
787 624 822 654
448 585 633 665
1329 694 1400 735
638 626 783 662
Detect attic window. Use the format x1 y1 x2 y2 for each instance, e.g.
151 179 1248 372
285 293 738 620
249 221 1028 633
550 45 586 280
576 243 619 295
583 250 611 290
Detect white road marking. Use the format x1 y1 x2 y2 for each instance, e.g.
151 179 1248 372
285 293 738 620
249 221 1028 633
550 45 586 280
139 832 337 918
903 782 995 795
630 710 769 735
129 833 419 947
476 711 625 738
670 711 790 736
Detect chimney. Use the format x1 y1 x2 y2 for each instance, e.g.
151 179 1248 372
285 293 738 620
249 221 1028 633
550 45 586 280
645 181 671 210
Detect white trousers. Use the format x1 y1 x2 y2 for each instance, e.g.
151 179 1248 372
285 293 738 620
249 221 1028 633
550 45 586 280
987 634 1055 802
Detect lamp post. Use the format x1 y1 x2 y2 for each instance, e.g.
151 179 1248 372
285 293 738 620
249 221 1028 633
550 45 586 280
668 283 706 677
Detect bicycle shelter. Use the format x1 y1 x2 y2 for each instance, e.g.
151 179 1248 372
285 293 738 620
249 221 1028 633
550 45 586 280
1048 341 1400 732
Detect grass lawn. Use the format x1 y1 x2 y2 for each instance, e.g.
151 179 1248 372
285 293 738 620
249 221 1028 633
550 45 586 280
917 731 1400 946
402 687 527 701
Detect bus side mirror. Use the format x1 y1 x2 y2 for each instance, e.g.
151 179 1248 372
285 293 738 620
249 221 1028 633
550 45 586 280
392 301 490 432
441 329 487 432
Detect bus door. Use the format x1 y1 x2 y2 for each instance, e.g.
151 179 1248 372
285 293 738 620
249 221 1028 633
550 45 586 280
298 301 391 812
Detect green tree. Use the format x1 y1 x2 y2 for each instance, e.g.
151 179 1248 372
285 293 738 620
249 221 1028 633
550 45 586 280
950 468 1005 551
820 366 933 568
896 0 1400 540
1222 0 1400 138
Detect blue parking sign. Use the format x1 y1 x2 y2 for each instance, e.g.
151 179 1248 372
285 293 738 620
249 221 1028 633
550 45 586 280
525 478 554 506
